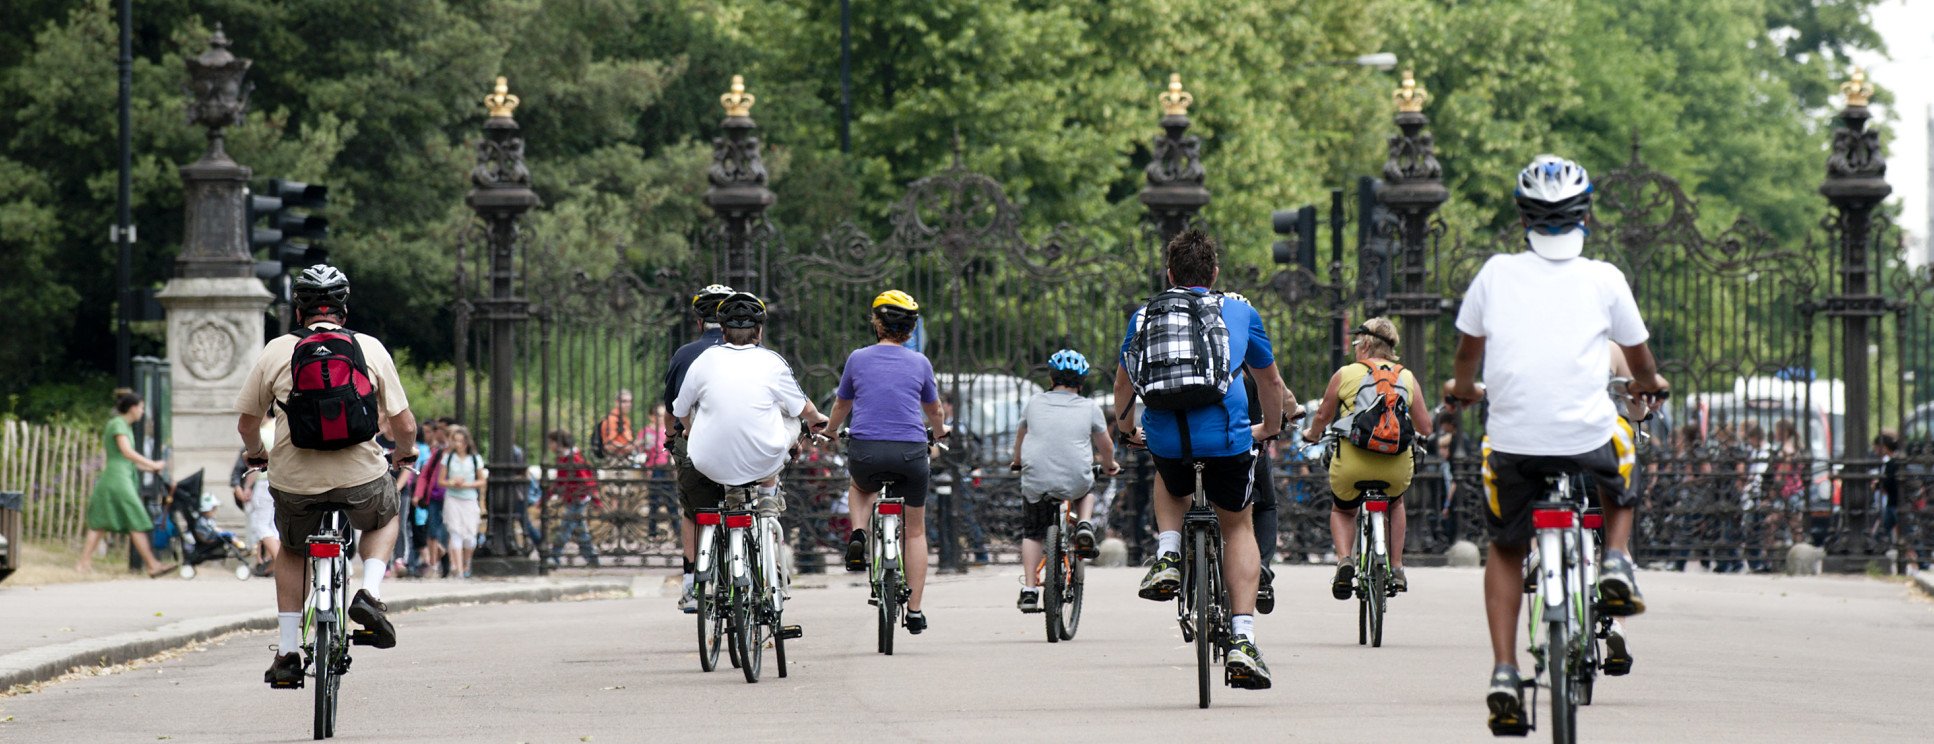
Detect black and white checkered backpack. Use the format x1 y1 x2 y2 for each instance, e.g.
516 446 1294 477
1124 288 1232 411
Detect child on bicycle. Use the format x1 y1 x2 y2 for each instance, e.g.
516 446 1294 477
1009 350 1121 613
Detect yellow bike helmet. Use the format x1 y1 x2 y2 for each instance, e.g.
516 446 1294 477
872 290 920 331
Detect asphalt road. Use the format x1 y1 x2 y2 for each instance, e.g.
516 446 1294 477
3 565 1930 743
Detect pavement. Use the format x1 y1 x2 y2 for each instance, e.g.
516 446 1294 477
0 569 636 691
1 565 1930 742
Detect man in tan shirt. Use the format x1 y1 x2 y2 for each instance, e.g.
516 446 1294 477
235 265 418 688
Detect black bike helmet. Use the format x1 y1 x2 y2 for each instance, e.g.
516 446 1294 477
692 283 735 322
716 292 767 329
292 264 350 316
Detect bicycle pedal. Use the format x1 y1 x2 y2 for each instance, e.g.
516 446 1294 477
866 597 879 606
350 630 380 646
779 625 804 640
270 679 304 690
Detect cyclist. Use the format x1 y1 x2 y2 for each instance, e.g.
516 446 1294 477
671 292 828 522
666 283 734 613
1114 230 1287 690
234 265 417 688
1442 155 1668 735
820 290 950 634
1300 317 1432 597
1009 350 1121 612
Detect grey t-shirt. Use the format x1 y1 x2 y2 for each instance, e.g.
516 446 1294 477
1018 390 1106 501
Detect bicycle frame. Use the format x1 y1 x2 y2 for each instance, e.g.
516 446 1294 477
1526 475 1595 742
870 496 905 587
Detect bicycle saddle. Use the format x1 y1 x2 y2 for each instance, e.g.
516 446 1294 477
1354 480 1391 491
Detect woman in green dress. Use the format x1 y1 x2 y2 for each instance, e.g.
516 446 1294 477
76 393 177 576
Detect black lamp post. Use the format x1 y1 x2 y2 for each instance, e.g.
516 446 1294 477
1375 70 1449 378
1819 68 1891 467
703 75 776 296
466 77 541 575
1140 74 1210 259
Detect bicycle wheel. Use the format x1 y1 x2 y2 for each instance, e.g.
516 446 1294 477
312 620 333 741
738 596 762 683
1060 537 1085 641
1192 528 1213 710
1043 523 1063 644
878 569 900 656
1547 620 1577 744
696 579 723 672
772 606 788 679
1369 560 1387 648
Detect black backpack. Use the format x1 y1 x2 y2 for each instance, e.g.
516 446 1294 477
1124 288 1234 410
587 422 607 460
278 327 381 451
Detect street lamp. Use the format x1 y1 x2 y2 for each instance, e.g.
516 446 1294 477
1302 52 1398 70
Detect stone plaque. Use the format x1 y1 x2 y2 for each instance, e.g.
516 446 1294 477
182 318 241 381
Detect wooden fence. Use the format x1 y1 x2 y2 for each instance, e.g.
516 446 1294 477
1 418 102 545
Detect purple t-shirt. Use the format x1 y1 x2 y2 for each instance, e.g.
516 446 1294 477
836 344 939 442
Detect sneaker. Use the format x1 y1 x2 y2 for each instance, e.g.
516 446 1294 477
904 610 927 634
1017 588 1042 613
1391 566 1408 594
1597 551 1647 616
251 561 273 578
1603 622 1633 676
1073 522 1098 558
348 590 396 649
264 651 304 688
1487 665 1530 736
1256 565 1276 615
844 530 868 573
1331 561 1356 601
1224 638 1272 690
678 590 698 615
1137 552 1183 601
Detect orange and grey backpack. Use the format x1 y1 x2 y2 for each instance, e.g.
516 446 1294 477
1343 362 1415 455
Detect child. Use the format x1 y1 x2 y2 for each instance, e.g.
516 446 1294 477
1010 350 1120 613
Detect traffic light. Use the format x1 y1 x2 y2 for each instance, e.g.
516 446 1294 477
1270 206 1318 272
245 178 329 271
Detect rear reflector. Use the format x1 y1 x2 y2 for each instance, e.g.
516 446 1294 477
696 512 721 526
877 503 903 516
1532 510 1575 530
1364 500 1389 513
1581 514 1604 529
308 542 342 558
724 514 753 529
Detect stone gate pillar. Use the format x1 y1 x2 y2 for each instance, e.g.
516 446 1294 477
155 26 273 504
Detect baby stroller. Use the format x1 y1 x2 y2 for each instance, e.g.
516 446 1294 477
165 471 254 581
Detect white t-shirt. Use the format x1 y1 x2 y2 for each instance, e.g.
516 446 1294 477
672 343 809 487
1455 252 1649 456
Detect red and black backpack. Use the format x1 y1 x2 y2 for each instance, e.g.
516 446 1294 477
278 327 381 451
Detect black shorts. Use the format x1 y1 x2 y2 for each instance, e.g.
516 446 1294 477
1151 451 1258 512
848 439 931 508
1021 499 1058 541
1483 437 1634 548
669 437 727 513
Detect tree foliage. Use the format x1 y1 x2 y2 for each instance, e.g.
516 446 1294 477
0 0 1893 419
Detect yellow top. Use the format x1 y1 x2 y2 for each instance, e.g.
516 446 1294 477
1393 70 1428 113
1336 361 1420 418
721 74 756 117
1159 73 1194 116
484 76 519 118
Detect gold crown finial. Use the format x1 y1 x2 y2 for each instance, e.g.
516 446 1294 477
721 74 755 117
1840 66 1873 107
1159 73 1194 117
484 76 519 119
1393 70 1429 113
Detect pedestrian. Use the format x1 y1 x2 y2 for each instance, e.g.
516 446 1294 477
238 433 281 577
413 418 450 577
76 392 178 576
438 425 486 578
595 389 638 462
545 429 600 568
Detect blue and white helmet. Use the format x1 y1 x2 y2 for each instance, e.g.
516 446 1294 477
1514 155 1593 260
1047 349 1091 376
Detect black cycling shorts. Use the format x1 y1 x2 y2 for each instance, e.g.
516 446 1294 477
1150 451 1258 512
1021 499 1058 541
847 439 931 508
1483 437 1632 548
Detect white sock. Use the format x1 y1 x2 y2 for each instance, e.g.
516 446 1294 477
682 572 695 593
361 559 387 600
278 612 302 654
1232 614 1255 641
1157 531 1182 557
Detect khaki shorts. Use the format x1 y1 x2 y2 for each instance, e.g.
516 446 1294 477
669 436 727 513
271 476 401 555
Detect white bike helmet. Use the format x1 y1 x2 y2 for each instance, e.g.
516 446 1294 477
1514 155 1592 260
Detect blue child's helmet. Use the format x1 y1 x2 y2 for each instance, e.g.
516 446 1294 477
1047 349 1091 376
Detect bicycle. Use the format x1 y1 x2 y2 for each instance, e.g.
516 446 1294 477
692 424 814 680
1351 482 1398 649
1016 464 1099 643
850 429 943 656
